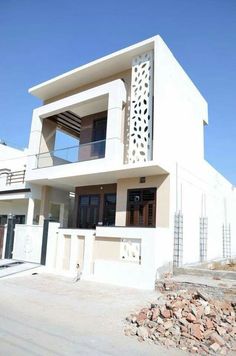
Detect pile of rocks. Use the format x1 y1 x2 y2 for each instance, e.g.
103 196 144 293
124 289 236 354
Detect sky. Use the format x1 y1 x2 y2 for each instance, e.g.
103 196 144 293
0 0 235 183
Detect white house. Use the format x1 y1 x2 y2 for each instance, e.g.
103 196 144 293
3 35 236 289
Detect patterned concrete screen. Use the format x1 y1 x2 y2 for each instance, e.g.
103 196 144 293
128 51 154 163
120 238 141 263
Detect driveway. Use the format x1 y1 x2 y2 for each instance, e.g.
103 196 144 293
0 272 185 355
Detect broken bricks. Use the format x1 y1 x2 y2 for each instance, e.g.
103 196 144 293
124 288 236 355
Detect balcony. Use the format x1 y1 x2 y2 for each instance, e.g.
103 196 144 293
36 139 106 169
0 169 26 188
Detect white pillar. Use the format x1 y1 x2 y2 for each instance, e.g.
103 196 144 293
39 186 51 225
105 80 126 164
69 234 78 274
26 198 35 225
59 203 65 227
83 232 95 276
56 231 65 271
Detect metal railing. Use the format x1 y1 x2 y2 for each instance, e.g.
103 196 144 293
36 139 106 168
6 170 26 185
0 169 26 186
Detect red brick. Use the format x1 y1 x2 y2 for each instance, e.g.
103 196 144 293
186 313 196 323
190 324 203 340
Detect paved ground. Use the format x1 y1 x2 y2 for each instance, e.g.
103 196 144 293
0 272 185 356
0 259 39 278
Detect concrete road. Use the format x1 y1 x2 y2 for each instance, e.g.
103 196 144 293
0 273 185 355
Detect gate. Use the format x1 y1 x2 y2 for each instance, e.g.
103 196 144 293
4 217 53 264
0 225 5 258
12 224 43 263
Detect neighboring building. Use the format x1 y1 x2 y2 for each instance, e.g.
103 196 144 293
0 143 69 226
0 143 34 224
3 35 236 288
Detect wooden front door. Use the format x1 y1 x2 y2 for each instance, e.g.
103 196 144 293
103 193 116 226
78 195 100 229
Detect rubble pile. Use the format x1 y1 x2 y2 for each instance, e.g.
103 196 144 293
124 289 236 354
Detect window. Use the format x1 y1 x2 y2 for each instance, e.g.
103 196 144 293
15 215 25 224
0 215 25 225
92 118 107 157
103 193 116 226
0 215 7 225
78 195 100 229
126 188 156 227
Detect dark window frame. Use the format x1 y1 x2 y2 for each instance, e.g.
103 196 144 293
92 117 107 158
0 215 7 225
126 188 156 227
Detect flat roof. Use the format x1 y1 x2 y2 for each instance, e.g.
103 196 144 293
29 36 157 101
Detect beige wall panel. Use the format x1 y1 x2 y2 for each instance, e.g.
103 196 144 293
63 235 71 270
94 237 121 261
115 174 170 228
77 236 85 269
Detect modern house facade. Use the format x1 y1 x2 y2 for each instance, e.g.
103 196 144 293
1 36 235 288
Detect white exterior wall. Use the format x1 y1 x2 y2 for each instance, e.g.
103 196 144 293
151 36 236 265
169 161 236 265
0 144 27 171
153 37 208 171
0 200 28 216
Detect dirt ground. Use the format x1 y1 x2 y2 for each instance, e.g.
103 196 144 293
209 261 236 271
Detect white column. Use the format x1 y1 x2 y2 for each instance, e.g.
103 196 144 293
27 109 42 170
59 203 65 227
105 80 126 164
39 186 51 225
69 234 78 274
26 198 35 225
83 232 95 276
45 222 60 269
56 231 65 271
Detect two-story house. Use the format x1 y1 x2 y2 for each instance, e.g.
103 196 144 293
18 35 236 288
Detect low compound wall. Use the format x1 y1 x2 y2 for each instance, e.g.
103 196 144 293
45 223 171 289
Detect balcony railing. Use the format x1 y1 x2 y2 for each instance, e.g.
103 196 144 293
0 169 26 187
36 139 106 168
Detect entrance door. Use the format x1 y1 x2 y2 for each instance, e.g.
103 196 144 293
103 193 116 226
78 195 100 229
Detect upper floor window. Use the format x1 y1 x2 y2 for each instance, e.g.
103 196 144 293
92 118 107 158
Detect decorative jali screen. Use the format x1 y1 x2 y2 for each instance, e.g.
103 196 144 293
128 51 154 163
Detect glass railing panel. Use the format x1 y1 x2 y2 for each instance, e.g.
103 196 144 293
36 140 106 168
